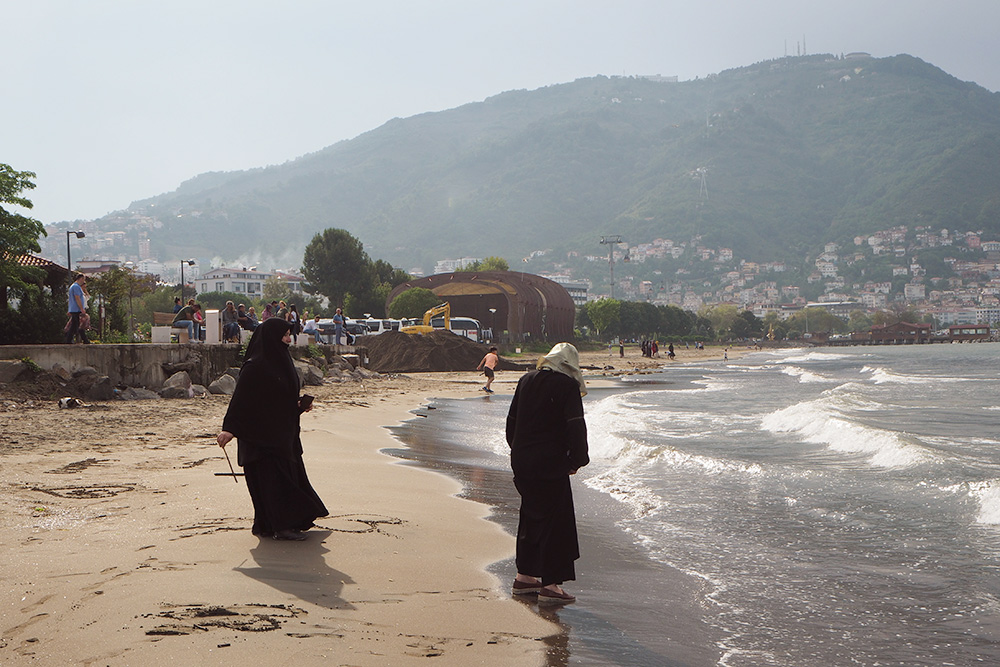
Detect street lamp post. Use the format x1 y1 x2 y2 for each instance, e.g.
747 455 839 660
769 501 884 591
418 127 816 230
65 230 85 279
180 259 196 304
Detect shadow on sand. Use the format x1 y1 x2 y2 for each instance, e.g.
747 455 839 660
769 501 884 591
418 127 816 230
234 529 355 610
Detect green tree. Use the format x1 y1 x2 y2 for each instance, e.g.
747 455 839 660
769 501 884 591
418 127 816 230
659 305 694 338
88 265 156 338
585 298 621 337
785 307 847 334
388 287 441 319
847 309 873 332
347 259 411 317
456 256 510 272
262 276 290 302
699 304 741 339
0 164 46 305
302 228 370 307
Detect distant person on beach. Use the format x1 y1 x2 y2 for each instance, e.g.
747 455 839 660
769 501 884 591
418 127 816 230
506 342 590 605
64 273 90 344
217 317 328 541
619 341 624 358
477 346 499 393
667 343 675 360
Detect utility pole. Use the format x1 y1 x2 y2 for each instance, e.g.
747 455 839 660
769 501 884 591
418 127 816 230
600 235 623 299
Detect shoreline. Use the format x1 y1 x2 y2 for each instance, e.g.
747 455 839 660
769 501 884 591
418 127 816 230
0 344 747 665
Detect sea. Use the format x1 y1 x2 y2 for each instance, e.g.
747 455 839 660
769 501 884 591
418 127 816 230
388 343 1000 666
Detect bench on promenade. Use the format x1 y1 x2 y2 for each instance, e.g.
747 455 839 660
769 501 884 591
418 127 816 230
151 311 189 343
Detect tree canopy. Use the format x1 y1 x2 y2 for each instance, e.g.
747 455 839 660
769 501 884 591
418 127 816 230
455 256 510 272
301 228 370 307
0 164 46 298
388 287 440 319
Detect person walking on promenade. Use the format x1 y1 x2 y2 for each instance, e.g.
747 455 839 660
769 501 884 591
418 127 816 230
477 346 500 393
506 342 590 604
216 318 328 541
64 273 90 344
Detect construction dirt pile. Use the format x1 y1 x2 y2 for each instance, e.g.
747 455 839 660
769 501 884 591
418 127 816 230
358 330 527 374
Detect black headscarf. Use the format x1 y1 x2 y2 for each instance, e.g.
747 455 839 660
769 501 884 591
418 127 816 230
222 317 301 455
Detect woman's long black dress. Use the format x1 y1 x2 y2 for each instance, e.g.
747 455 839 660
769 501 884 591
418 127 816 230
506 368 589 585
222 318 328 536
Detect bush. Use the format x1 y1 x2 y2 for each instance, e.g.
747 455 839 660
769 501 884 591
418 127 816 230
0 286 65 344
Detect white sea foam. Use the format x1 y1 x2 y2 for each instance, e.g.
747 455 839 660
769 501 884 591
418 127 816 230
862 365 969 385
781 365 831 383
779 351 854 364
942 480 1000 525
760 394 927 468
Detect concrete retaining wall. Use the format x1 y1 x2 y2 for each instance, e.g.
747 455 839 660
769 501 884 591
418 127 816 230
0 343 368 389
0 344 242 389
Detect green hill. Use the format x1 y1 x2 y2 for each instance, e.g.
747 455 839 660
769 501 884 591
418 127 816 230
109 53 1000 274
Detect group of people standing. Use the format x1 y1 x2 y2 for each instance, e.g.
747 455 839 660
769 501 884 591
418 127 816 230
218 328 590 605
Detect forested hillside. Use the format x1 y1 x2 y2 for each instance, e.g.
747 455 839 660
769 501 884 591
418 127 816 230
102 53 1000 274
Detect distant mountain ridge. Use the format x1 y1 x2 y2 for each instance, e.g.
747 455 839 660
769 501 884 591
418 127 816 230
100 53 1000 274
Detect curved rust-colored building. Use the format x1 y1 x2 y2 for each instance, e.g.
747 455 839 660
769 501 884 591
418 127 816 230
385 271 576 342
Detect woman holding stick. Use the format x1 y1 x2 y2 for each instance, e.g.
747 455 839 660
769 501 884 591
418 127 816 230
216 317 327 540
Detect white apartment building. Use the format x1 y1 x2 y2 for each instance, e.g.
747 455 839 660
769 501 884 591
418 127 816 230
196 267 303 298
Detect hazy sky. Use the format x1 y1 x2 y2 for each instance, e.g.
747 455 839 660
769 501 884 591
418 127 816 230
6 0 999 225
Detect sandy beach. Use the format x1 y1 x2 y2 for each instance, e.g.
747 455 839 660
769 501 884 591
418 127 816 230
0 344 739 665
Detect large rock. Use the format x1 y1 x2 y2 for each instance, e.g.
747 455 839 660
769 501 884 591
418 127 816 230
159 385 191 399
293 360 324 386
119 387 161 400
208 374 237 395
163 371 192 390
0 360 29 383
84 376 116 401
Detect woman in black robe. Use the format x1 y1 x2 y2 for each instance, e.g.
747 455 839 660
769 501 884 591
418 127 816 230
217 317 328 540
506 342 589 604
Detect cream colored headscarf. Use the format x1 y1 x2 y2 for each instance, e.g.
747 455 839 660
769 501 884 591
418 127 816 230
536 342 587 396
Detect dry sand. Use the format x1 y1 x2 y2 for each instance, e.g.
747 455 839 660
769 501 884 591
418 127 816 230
0 344 740 665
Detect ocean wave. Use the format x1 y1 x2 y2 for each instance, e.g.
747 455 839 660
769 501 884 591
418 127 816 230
781 365 832 383
942 480 1000 525
862 365 970 385
583 468 664 518
759 394 927 468
779 351 855 364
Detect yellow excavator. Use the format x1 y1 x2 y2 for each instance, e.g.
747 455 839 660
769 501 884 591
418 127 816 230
400 302 450 335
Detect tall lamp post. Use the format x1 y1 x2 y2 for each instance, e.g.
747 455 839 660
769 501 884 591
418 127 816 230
65 230 85 279
180 259 196 304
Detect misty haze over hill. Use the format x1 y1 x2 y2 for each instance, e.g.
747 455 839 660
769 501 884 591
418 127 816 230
65 53 1000 281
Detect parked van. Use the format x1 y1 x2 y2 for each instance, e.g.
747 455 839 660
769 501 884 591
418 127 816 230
429 316 482 342
364 318 402 335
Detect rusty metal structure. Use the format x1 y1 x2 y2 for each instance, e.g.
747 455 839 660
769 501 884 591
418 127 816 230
385 271 576 342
